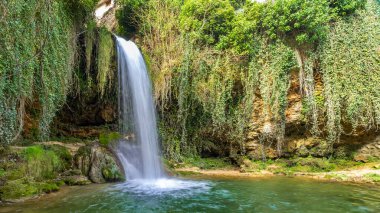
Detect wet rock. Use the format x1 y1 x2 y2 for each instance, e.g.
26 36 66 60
74 142 124 183
61 170 91 185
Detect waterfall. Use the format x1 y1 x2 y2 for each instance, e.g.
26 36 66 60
115 36 164 180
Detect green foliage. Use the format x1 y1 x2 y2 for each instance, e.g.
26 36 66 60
85 21 97 76
97 28 114 96
229 0 246 9
102 165 124 181
218 12 258 55
62 0 98 21
116 0 149 37
250 40 296 154
329 0 366 17
99 132 121 146
0 178 61 200
243 0 364 47
319 0 380 143
0 0 91 144
44 145 72 169
159 121 182 162
181 157 234 170
244 0 331 46
137 0 184 110
130 0 377 161
23 146 63 180
0 178 39 200
180 0 235 45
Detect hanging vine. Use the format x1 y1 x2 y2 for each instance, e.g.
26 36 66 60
319 0 380 144
0 0 96 144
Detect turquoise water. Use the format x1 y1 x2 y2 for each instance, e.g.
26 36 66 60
1 177 380 213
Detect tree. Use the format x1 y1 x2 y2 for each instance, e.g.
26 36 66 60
180 0 235 45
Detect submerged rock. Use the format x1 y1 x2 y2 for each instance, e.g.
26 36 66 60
74 142 124 183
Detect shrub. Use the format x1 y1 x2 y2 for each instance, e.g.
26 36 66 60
23 146 63 180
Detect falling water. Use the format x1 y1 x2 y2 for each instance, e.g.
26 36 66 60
115 36 164 180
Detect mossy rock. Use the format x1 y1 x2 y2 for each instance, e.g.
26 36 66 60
0 178 62 201
102 166 124 182
62 175 91 186
60 169 91 185
74 146 92 176
74 142 124 183
0 179 39 201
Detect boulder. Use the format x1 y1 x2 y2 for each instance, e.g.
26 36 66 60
60 170 91 185
74 142 124 183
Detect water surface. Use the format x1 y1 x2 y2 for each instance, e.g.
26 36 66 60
1 177 379 213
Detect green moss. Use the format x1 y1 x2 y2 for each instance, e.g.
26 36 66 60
37 182 60 193
99 132 121 146
101 165 124 182
240 160 268 173
43 145 72 170
181 157 235 170
298 157 336 172
63 176 91 186
241 157 360 174
97 27 114 96
0 179 39 200
0 178 63 201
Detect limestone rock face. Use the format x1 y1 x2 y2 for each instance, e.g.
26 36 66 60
95 0 117 31
353 137 380 162
74 142 124 183
244 69 380 160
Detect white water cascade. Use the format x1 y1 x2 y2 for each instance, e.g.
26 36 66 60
114 36 208 194
115 36 164 180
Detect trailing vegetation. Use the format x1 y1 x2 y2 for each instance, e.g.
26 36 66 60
319 1 380 143
97 27 114 96
116 0 380 161
0 0 117 145
0 0 97 144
